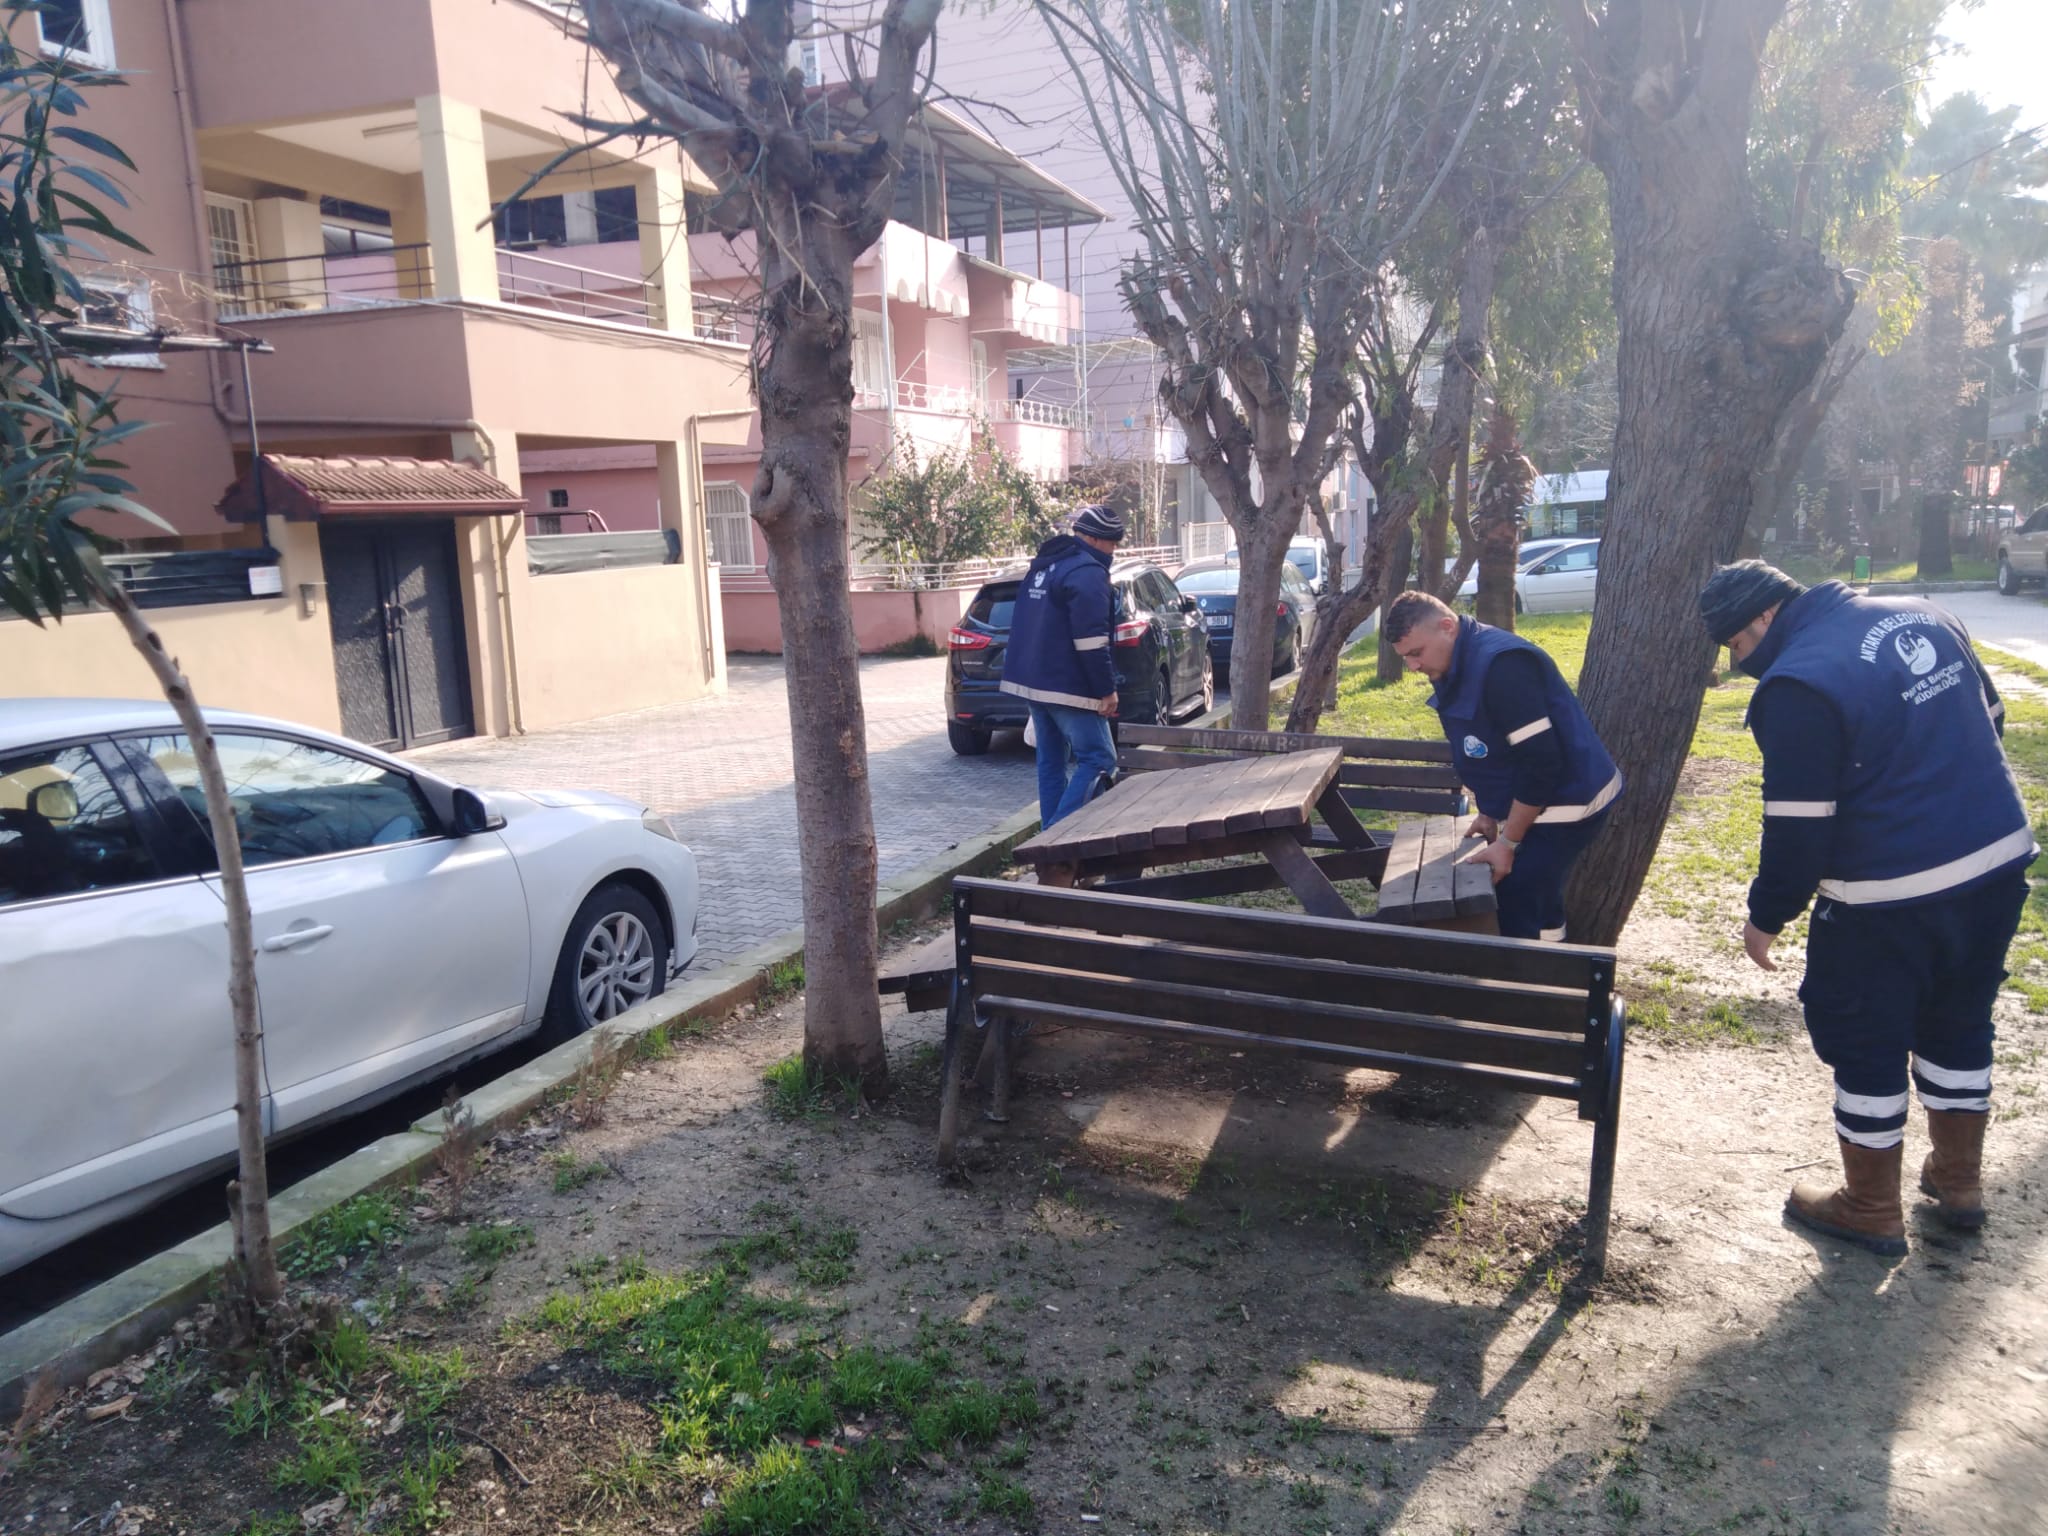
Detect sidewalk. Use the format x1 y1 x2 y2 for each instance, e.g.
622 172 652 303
412 654 1036 968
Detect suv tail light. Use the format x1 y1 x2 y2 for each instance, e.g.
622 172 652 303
1113 616 1150 647
948 627 992 649
1278 602 1289 617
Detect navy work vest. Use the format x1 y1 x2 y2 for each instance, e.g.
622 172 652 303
1427 619 1622 822
1749 582 2034 906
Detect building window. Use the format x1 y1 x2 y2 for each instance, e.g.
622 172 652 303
35 0 115 69
852 311 889 405
548 488 570 510
205 194 260 314
593 186 639 243
77 279 161 369
496 196 567 249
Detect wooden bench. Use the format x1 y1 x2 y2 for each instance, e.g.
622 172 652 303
935 876 1627 1275
1116 724 1468 816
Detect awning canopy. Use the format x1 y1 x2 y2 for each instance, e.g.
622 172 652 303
216 455 527 523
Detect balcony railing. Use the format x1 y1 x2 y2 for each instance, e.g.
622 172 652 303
996 396 1085 430
212 244 669 329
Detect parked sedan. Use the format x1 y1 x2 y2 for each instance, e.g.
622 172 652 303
944 559 1214 753
1454 538 1583 604
1174 557 1318 677
1996 504 2048 594
0 699 699 1276
1517 538 1602 613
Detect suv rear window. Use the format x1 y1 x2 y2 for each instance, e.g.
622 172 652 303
967 583 1019 629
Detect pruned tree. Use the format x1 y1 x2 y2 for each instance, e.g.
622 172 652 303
579 0 943 1091
1042 0 1499 730
1555 0 1857 947
1470 402 1536 629
1 8 283 1327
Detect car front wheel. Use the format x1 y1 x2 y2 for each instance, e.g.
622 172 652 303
1999 556 2022 597
546 880 669 1041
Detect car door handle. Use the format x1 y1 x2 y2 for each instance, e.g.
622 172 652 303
261 924 334 953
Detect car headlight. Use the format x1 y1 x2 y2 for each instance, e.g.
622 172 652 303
642 810 681 842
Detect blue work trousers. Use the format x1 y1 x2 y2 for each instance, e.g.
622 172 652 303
1028 701 1118 827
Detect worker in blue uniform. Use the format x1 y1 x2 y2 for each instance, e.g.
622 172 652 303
1001 505 1126 826
1700 560 2035 1256
1384 591 1623 941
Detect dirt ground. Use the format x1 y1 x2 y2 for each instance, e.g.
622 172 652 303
5 892 2046 1536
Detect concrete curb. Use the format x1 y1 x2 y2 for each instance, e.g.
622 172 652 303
0 799 1042 1416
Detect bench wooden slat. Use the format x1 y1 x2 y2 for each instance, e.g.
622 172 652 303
1453 834 1497 916
1336 762 1468 790
1095 844 1389 903
969 921 1589 1033
1340 786 1468 815
1407 818 1459 922
1115 723 1456 763
975 994 1581 1099
959 877 1608 989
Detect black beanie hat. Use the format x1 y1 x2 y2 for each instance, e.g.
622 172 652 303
1698 560 1807 645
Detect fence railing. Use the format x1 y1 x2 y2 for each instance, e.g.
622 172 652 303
527 529 681 576
213 245 667 330
2 547 283 617
692 298 744 344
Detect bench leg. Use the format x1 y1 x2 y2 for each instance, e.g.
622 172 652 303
936 987 973 1168
1583 1003 1628 1278
988 1016 1015 1123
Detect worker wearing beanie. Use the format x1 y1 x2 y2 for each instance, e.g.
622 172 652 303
1700 559 2034 1256
1002 505 1127 826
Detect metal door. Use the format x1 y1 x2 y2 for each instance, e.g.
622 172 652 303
320 522 474 751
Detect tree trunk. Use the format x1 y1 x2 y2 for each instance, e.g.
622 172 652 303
753 224 888 1095
95 577 282 1325
1472 405 1532 631
1559 0 1855 946
1225 514 1289 725
1918 492 1955 576
1375 522 1416 683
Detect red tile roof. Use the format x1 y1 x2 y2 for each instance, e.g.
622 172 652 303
217 455 527 522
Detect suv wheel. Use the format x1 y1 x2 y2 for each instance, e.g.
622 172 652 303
1150 667 1174 725
947 721 991 755
1999 555 2022 597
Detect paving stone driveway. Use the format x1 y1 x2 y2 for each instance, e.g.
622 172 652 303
409 656 1036 970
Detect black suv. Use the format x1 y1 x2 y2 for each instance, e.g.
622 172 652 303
944 559 1213 755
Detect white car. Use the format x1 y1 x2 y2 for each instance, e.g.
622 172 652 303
1517 538 1601 613
1454 538 1585 604
0 699 699 1275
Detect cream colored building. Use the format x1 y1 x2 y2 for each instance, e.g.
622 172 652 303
1 0 751 745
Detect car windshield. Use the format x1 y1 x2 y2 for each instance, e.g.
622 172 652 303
1174 567 1239 594
1286 548 1318 582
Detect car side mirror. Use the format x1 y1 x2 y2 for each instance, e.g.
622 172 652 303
29 780 80 823
1180 595 1199 614
451 787 506 836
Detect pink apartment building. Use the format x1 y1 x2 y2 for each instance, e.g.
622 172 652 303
3 0 754 746
509 100 1103 652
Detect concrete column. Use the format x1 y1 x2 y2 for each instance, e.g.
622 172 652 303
250 197 325 311
416 95 499 302
452 428 526 738
637 157 693 335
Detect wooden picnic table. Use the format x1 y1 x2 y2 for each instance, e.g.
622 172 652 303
1011 746 1378 919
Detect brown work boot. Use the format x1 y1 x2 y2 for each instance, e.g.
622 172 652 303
1786 1138 1908 1257
1919 1109 1988 1230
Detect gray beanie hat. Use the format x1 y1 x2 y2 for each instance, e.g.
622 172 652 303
1698 560 1806 645
1072 504 1126 543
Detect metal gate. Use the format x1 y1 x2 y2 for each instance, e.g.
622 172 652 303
320 521 474 751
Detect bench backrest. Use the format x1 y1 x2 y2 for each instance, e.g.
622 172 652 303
952 876 1615 1108
1115 724 1465 815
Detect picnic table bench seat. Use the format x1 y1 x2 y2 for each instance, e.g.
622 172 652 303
931 875 1627 1275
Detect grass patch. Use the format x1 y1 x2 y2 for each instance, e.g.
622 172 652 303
533 1222 1037 1535
763 1054 829 1118
284 1192 407 1279
760 957 806 1006
460 1220 535 1268
549 1152 614 1194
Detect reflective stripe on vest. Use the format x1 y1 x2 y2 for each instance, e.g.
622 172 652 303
1817 825 2037 905
1534 770 1624 824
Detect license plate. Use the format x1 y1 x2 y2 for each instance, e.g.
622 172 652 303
1207 614 1231 629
